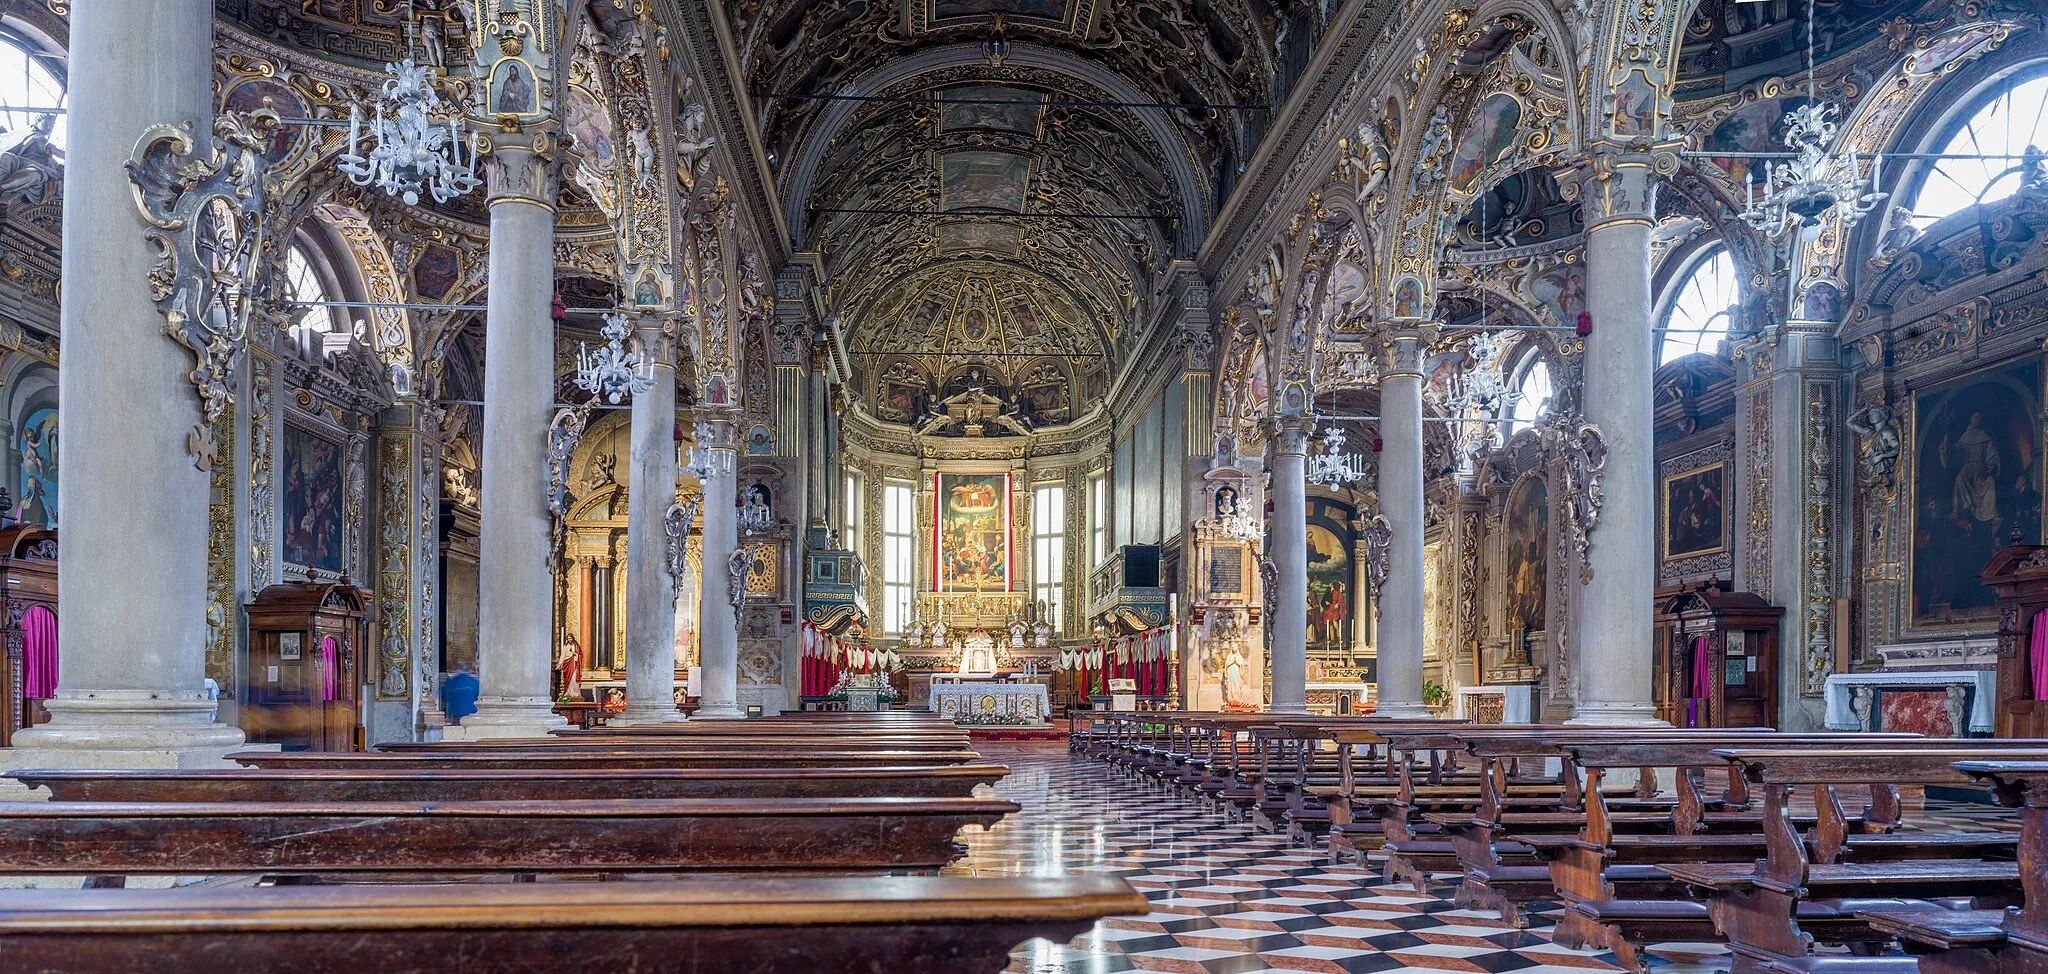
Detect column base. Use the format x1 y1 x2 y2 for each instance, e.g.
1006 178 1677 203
0 693 270 799
1565 703 1667 726
694 702 747 720
1268 702 1310 716
445 697 567 741
1372 702 1432 719
608 707 687 726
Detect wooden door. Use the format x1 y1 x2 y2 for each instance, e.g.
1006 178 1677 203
245 630 317 750
1717 628 1775 728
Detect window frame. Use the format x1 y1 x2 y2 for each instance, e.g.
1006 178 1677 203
1896 64 2048 231
881 480 914 637
1031 482 1064 630
1655 243 1740 365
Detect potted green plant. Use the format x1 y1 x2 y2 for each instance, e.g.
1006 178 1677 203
1421 679 1449 710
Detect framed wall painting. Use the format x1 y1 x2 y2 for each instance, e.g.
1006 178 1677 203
1305 497 1355 654
1909 356 2043 630
1662 461 1727 561
282 422 346 575
1504 475 1548 631
934 472 1010 592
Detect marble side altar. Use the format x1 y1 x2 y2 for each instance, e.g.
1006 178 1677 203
929 682 1050 724
1823 669 1994 737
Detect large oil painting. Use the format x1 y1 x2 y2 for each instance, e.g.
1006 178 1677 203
941 151 1029 213
935 473 1010 592
940 86 1043 136
1306 498 1355 654
1663 462 1726 560
1504 475 1548 631
933 0 1070 20
15 405 55 528
1911 357 2043 629
283 423 345 574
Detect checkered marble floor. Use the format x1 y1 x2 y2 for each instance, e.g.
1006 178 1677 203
952 744 1721 974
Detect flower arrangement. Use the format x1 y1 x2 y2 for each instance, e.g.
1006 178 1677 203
952 713 1032 726
825 687 899 703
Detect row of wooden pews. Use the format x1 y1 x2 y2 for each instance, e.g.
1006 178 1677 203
1078 712 2048 974
0 710 1146 972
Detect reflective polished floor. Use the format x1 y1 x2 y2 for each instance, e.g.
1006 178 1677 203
956 743 1669 974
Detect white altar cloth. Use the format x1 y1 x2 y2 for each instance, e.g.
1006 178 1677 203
1823 669 1995 735
929 682 1050 722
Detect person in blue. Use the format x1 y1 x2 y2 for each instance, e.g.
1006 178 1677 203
441 660 479 722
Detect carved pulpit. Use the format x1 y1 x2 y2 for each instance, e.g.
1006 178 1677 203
1979 544 2048 737
1654 584 1781 729
245 581 368 752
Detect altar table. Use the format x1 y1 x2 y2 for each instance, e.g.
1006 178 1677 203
1823 669 1995 737
928 682 1050 723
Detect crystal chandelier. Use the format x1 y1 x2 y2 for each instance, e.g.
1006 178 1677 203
1436 330 1517 416
336 57 481 206
1739 101 1884 239
1734 0 1885 239
575 311 655 404
1307 427 1370 486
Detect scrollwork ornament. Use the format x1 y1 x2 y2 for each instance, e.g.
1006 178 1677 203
1543 411 1608 583
1363 514 1392 602
545 399 597 554
126 109 281 469
665 497 700 590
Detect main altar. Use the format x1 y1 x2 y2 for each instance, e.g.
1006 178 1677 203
928 682 1051 723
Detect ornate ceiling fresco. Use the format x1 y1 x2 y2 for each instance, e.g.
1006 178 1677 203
720 0 1282 427
216 0 474 70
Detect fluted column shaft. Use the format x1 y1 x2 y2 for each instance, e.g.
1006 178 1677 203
1375 333 1430 718
464 145 566 733
615 320 684 724
15 0 244 752
1268 419 1312 714
694 417 745 719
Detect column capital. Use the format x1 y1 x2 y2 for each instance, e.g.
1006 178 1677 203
483 139 561 210
1268 416 1315 456
1379 327 1435 377
1559 143 1681 229
632 314 680 370
693 413 742 452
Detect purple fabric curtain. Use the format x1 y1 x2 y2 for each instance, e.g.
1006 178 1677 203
1686 634 1713 727
21 604 55 699
2030 607 2048 701
320 636 339 703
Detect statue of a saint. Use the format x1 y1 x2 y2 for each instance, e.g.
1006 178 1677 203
558 635 584 701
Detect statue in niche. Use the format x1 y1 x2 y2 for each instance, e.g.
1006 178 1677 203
587 451 617 490
558 634 585 701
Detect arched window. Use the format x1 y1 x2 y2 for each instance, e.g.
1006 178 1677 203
283 244 345 342
0 31 65 149
1905 72 2048 227
1659 247 1740 363
1505 355 1553 436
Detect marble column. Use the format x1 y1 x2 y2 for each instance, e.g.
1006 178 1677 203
1267 418 1312 714
1375 332 1430 718
1568 155 1663 725
614 319 684 724
694 416 745 719
458 144 568 737
8 0 246 763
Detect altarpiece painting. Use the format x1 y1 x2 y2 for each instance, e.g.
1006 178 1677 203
1910 356 2043 629
283 423 345 575
935 473 1010 592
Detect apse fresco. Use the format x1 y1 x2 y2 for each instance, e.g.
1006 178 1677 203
1911 357 2043 629
1305 498 1354 654
283 423 346 574
15 405 55 528
936 473 1010 592
564 86 617 172
1504 476 1548 631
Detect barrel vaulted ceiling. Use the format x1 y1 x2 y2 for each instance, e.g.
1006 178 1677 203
723 0 1284 426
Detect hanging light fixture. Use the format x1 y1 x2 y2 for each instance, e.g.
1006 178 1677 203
1307 426 1371 486
1735 0 1884 239
575 311 656 404
1437 329 1517 417
336 57 481 206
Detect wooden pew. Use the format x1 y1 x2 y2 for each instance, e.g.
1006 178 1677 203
7 763 1012 802
1657 746 2048 974
0 875 1147 974
1860 759 2048 974
378 737 972 754
230 749 984 770
0 796 1019 878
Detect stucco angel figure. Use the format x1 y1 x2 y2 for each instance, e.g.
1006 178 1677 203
1845 404 1901 489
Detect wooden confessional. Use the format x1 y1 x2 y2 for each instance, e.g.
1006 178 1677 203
0 525 56 746
243 581 368 751
1653 583 1782 728
1979 544 2048 738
